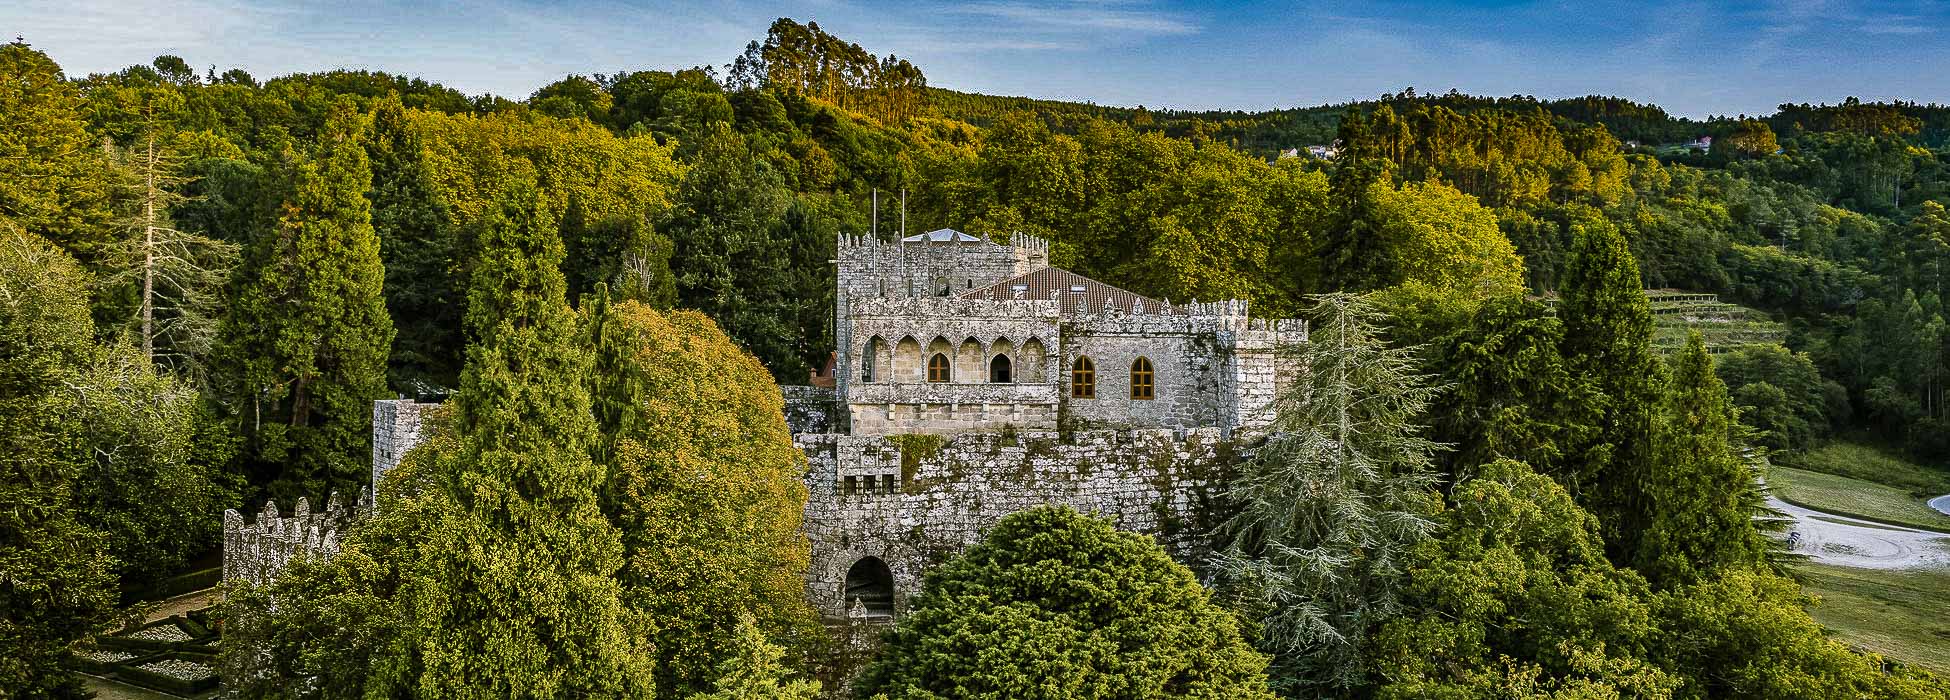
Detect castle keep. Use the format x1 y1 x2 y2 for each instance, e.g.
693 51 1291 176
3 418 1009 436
822 229 1301 437
791 229 1306 618
227 228 1307 621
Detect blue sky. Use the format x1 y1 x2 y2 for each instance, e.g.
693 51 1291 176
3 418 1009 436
5 0 1946 118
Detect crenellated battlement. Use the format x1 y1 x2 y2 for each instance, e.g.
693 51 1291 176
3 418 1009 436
221 490 367 587
849 295 1061 319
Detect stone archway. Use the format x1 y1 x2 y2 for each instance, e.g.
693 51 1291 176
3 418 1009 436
844 556 896 618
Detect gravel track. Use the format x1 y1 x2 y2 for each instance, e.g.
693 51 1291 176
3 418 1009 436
1774 496 1950 570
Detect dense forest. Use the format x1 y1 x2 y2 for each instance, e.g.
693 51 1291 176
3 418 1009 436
5 15 1950 699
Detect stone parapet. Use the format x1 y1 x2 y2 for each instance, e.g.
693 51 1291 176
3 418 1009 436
221 491 366 588
847 381 1059 407
782 385 841 434
848 295 1060 320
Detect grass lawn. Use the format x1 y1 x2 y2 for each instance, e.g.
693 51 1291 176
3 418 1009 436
1779 443 1950 498
1799 563 1950 675
1768 466 1950 532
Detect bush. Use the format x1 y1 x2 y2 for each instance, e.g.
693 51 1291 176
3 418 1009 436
855 506 1274 700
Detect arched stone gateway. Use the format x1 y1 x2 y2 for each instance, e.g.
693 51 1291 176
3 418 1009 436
844 556 896 618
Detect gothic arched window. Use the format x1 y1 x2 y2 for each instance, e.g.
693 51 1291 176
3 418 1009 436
928 353 951 383
1130 357 1155 400
1071 356 1096 398
990 354 1013 383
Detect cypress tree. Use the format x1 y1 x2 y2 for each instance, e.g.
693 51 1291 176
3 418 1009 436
1637 333 1769 585
1557 221 1664 563
367 94 461 395
662 125 803 380
382 179 653 697
219 98 393 499
1316 109 1398 293
1429 294 1600 481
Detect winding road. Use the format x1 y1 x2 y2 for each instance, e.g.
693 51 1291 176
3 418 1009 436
1775 496 1950 570
1931 494 1950 517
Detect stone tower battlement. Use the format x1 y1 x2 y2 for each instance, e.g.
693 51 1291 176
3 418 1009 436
221 490 366 587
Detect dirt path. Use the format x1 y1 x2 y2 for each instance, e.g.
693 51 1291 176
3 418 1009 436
1774 497 1950 570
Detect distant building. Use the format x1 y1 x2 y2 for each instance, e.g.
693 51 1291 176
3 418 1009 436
1686 135 1714 151
1278 148 1300 159
1307 144 1337 159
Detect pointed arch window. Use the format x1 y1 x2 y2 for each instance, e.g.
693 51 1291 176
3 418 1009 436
928 353 951 383
1071 356 1096 398
861 337 883 383
990 355 1013 383
1130 357 1154 400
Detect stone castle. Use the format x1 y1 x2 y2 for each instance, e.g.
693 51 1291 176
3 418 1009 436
228 228 1308 620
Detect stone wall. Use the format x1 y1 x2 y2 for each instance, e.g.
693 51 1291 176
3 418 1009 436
1060 307 1307 434
794 428 1233 618
833 233 1048 411
221 491 365 587
371 399 435 495
782 385 841 434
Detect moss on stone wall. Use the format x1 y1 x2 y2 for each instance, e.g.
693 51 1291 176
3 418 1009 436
890 433 948 493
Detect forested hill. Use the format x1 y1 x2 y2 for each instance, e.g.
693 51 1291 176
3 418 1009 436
932 87 1950 154
8 14 1950 698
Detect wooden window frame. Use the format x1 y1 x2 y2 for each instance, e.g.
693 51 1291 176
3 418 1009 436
1072 356 1096 398
1130 357 1154 400
928 353 951 383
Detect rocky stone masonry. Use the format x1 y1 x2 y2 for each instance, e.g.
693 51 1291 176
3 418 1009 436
372 399 435 495
781 385 841 434
795 428 1233 618
221 490 366 587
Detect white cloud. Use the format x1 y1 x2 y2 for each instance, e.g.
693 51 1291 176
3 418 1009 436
950 1 1197 37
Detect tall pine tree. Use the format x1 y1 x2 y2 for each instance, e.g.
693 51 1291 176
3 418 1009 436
218 99 393 499
1557 221 1664 561
379 179 654 697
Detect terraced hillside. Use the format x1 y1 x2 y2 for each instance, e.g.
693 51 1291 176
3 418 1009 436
1645 290 1788 353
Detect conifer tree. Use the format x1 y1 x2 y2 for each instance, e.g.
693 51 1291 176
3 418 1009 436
1429 294 1599 480
104 88 238 375
1557 221 1664 560
378 179 653 697
218 99 393 498
662 125 804 380
1315 110 1398 292
0 228 115 699
367 94 460 394
0 42 115 265
1211 293 1444 693
1636 333 1769 585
